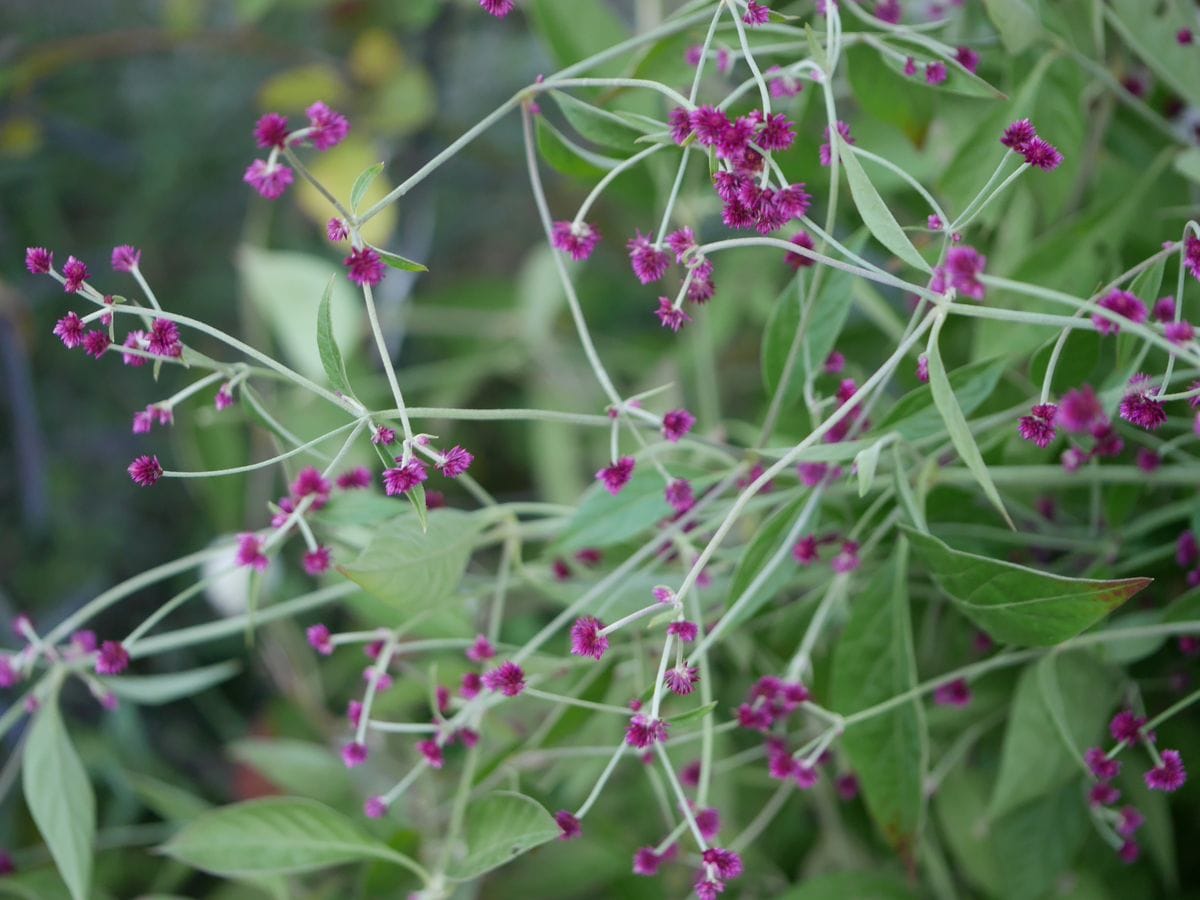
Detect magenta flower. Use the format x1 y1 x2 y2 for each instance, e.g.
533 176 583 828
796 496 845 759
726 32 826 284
1001 118 1037 152
383 457 428 495
654 296 691 332
690 106 730 146
715 116 754 162
665 479 694 513
253 113 290 149
304 547 332 576
597 456 635 495
662 408 695 442
627 231 672 284
819 121 853 167
625 714 668 748
1118 840 1140 864
569 616 609 660
122 331 149 366
667 620 698 642
831 540 860 573
955 46 980 73
695 878 723 900
754 112 795 151
25 246 53 274
214 384 235 410
927 214 943 231
1119 375 1167 431
437 445 474 478
793 535 819 566
1090 783 1121 806
1117 806 1145 838
942 245 987 300
933 678 972 708
1165 320 1194 344
364 796 388 819
925 61 948 85
916 354 929 383
236 533 269 572
742 1 769 25
550 810 581 841
292 466 332 501
336 466 372 490
342 742 368 768
1018 403 1058 448
416 739 443 769
148 317 183 357
482 660 526 696
466 634 496 663
1110 710 1151 744
873 0 900 22
1180 28 1195 45
479 0 514 16
1055 386 1104 433
1185 236 1200 281
111 245 141 272
1177 530 1198 567
327 218 349 242
1136 448 1160 472
1022 137 1063 171
1145 750 1187 792
95 640 130 675
344 246 386 286
52 312 86 349
1153 297 1175 322
551 220 601 261
687 260 716 303
305 101 349 151
306 624 334 656
243 159 294 200
786 231 816 269
127 455 163 487
633 846 670 876
702 847 743 880
664 665 699 695
1094 289 1147 334
824 351 845 374
669 107 693 145
372 426 396 446
62 256 89 293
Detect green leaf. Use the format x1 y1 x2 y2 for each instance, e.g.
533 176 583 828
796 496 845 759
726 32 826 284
832 543 926 856
1107 0 1200 109
551 91 642 151
777 871 918 900
22 691 95 900
160 797 419 878
724 494 813 630
873 40 1006 101
980 0 1041 54
316 275 354 396
374 247 428 272
854 438 888 497
837 136 930 273
338 509 481 613
989 782 1088 900
103 660 240 706
670 699 718 726
536 117 621 181
127 773 211 822
0 868 75 900
934 768 1002 895
556 466 672 552
228 739 354 807
1176 147 1200 187
447 791 559 881
903 527 1152 646
875 357 1006 441
925 318 1011 527
350 162 384 213
529 0 627 74
989 652 1118 818
407 480 429 533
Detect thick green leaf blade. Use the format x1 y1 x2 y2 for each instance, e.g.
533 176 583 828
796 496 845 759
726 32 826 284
22 694 95 900
837 137 930 273
160 797 417 877
903 527 1152 646
551 91 641 151
349 162 384 213
536 117 620 180
316 275 354 396
338 509 481 613
832 543 926 856
103 660 240 706
875 357 1006 441
447 791 559 881
228 739 354 807
556 466 672 552
990 782 1088 900
925 319 1011 527
980 0 1041 54
375 248 429 273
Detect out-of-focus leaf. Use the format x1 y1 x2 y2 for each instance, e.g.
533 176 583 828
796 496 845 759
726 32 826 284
536 117 621 180
258 64 345 111
980 0 1041 54
447 792 559 881
838 136 930 273
103 660 240 706
556 467 673 552
228 739 354 807
350 162 384 213
876 359 1006 442
551 91 641 151
904 528 1152 645
777 872 919 900
1107 0 1200 109
724 493 812 629
670 700 719 725
0 868 74 900
529 0 627 74
316 276 354 397
128 773 211 822
1176 148 1200 187
294 137 396 244
375 248 429 272
990 783 1089 900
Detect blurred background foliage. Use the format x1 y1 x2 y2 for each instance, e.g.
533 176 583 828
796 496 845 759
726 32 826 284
1 0 1200 897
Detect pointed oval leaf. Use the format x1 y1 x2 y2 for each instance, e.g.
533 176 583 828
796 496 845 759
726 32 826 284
980 0 1041 54
556 466 675 552
724 493 815 630
551 91 642 151
903 527 1153 646
838 138 930 273
22 695 95 900
536 117 621 180
374 248 429 273
447 791 559 881
349 162 384 213
316 276 354 396
875 357 1005 441
103 660 240 706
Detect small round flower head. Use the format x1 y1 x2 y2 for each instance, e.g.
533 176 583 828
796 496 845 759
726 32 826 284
364 796 388 818
1178 530 1199 568
1119 376 1167 431
303 546 332 576
933 678 972 708
327 218 349 242
336 466 372 490
305 102 349 151
95 640 130 675
362 667 393 691
482 660 526 697
1090 782 1121 806
148 317 183 357
1136 447 1160 473
1185 236 1200 281
628 231 672 284
127 455 163 487
925 61 948 85
1001 118 1037 152
243 159 294 200
344 246 386 286
466 634 496 663
916 354 929 383
292 466 332 502
633 846 669 876
690 106 731 146
1145 749 1187 792
214 383 235 411
655 297 691 332
306 624 334 655
551 220 601 261
554 810 581 840
831 541 860 574
416 739 444 769
383 458 428 496
668 620 698 643
459 671 483 700
25 246 53 275
570 616 609 660
695 878 724 900
1118 839 1140 864
1165 320 1195 344
342 742 368 768
955 46 980 73
665 479 695 514
0 655 19 689
1018 403 1058 449
652 586 676 605
754 112 795 151
1180 28 1195 45
1061 447 1088 472
596 456 636 496
819 121 853 167
111 244 141 272
664 665 700 695
1153 296 1175 322
625 714 668 748
1022 137 1064 171
372 426 396 445
1091 424 1123 460
785 231 816 269
121 330 149 366
662 408 696 443
1055 386 1104 433
72 630 97 654
822 351 846 375
943 246 987 300
253 113 290 149
53 312 86 349
1110 710 1150 744
62 256 89 293
743 0 769 25
236 533 269 572
702 847 743 880
1085 747 1121 781
437 445 474 478
1117 806 1145 838
669 107 693 145
793 534 819 566
1094 289 1147 334
480 0 514 15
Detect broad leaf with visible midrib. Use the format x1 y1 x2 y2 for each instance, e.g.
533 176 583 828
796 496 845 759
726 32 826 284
447 792 559 881
903 527 1152 646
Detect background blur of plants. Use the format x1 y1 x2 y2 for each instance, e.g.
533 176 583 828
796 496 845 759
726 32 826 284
3 0 1200 898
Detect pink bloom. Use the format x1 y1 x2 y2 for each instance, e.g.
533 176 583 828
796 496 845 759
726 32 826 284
1090 783 1121 806
742 0 769 25
243 159 294 200
633 846 669 876
61 255 89 293
253 113 290 149
1118 840 1140 864
417 739 444 769
927 215 942 231
1185 236 1200 281
72 631 98 654
382 458 428 495
819 121 853 167
342 742 368 768
664 665 699 695
570 616 609 660
794 761 819 789
824 351 845 374
955 46 980 73
336 466 372 489
1018 403 1058 448
690 106 730 146
122 330 149 366
628 232 672 284
754 112 795 151
305 102 349 151
903 56 917 76
307 624 334 655
669 107 693 145
344 246 386 286
1117 806 1145 838
53 312 86 349
655 296 691 332
681 760 702 788
482 660 526 696
786 231 816 269
25 246 53 274
1094 289 1147 334
831 541 860 573
933 678 972 708
466 635 496 663
214 384 235 410
1119 375 1167 431
925 61 948 85
668 620 698 642
292 466 332 501
1055 386 1104 433
1145 750 1187 792
695 878 724 900
236 533 269 572
1110 710 1151 744
460 671 482 699
554 810 581 840
364 796 388 818
1165 320 1194 344
702 847 743 880
626 714 668 748
0 655 18 689
148 318 182 357
347 700 362 727
1001 119 1037 152
916 354 929 382
304 547 332 575
793 535 819 566
1153 297 1175 322
95 640 129 675
1022 137 1063 171
1085 746 1121 781
327 218 349 242
1180 28 1195 45
479 0 514 15
111 245 141 272
551 220 601 261
836 773 860 799
1136 448 1160 472
372 426 396 445
437 445 474 478
662 408 696 442
943 246 987 300
597 456 636 495
127 455 163 486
